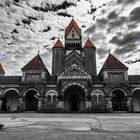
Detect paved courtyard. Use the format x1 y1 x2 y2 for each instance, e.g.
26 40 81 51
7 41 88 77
0 113 140 140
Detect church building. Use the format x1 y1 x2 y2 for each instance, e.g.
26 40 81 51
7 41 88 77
0 19 140 112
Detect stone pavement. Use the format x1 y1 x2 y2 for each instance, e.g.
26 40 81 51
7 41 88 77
0 113 140 132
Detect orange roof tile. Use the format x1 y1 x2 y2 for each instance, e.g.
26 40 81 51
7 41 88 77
22 54 46 70
84 39 95 48
102 53 128 69
0 63 5 75
65 19 81 37
53 39 64 48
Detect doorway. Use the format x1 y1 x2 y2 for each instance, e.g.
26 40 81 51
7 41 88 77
25 90 39 111
64 85 85 112
112 89 127 111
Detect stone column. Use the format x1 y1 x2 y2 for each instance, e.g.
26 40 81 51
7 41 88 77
21 97 25 111
85 98 91 111
0 99 3 111
58 100 64 111
56 96 59 109
0 88 3 111
105 97 113 112
38 98 42 111
127 96 133 112
38 97 46 111
44 97 47 110
17 97 22 111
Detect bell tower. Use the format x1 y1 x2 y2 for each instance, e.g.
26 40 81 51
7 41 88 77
65 19 82 50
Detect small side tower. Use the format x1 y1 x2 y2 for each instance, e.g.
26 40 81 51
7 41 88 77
0 63 5 76
52 39 65 76
83 39 97 76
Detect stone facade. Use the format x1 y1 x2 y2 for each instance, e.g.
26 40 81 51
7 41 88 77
0 19 140 112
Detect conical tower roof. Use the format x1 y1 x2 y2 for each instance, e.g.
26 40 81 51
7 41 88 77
102 53 128 70
53 39 64 48
84 39 95 48
65 19 81 37
22 53 47 70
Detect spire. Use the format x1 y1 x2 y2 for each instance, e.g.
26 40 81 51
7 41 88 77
65 18 81 37
22 53 46 70
0 63 5 76
53 39 64 48
102 53 128 70
84 38 95 48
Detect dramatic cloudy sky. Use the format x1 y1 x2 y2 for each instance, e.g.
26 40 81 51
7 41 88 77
0 0 140 75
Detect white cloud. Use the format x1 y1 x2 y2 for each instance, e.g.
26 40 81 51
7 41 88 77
0 0 139 75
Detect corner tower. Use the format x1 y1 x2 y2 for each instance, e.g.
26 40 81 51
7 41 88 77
83 39 97 76
52 39 65 76
65 19 82 50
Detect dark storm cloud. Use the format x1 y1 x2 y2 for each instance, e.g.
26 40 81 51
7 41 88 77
107 16 127 31
84 24 96 34
96 18 108 27
125 59 140 64
108 11 118 19
114 43 137 55
97 47 108 58
127 23 137 29
117 0 136 4
110 31 140 46
130 7 140 22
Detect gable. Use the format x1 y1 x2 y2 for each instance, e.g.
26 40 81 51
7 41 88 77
65 51 84 68
66 26 80 39
65 19 81 37
58 63 91 81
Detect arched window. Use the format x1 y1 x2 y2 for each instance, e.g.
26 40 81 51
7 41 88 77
48 95 51 104
46 91 58 104
53 95 56 104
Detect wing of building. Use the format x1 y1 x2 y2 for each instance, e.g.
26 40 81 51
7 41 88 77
0 19 140 112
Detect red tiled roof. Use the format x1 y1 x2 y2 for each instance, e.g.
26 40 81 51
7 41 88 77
102 53 128 69
65 19 81 37
84 39 95 48
22 54 46 70
0 63 5 75
53 39 64 48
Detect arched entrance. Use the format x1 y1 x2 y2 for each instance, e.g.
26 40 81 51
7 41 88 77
64 86 85 112
132 89 140 112
2 90 18 111
111 89 127 111
25 89 39 111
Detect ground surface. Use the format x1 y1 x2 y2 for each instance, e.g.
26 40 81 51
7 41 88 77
0 113 140 140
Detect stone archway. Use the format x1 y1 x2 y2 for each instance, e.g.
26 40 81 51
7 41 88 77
2 89 18 111
111 89 127 111
24 89 39 111
64 85 85 112
132 89 140 112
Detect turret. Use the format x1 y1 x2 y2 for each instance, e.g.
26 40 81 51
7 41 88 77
52 39 65 76
83 39 97 76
